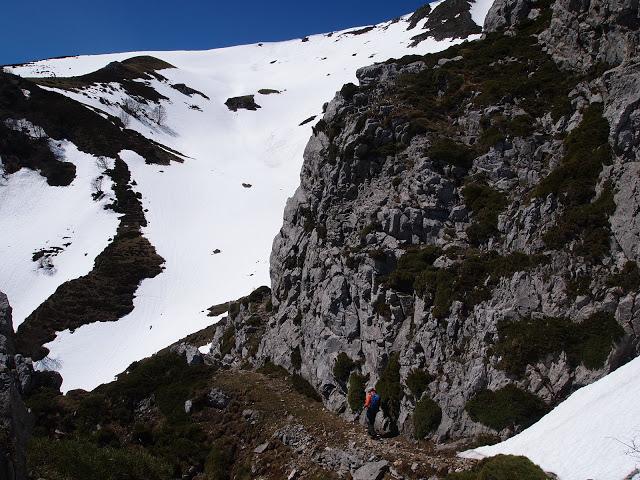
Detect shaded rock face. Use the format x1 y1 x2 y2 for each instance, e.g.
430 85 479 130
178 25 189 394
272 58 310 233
249 0 640 442
0 292 33 480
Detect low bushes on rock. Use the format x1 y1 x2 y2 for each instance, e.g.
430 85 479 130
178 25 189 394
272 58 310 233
413 397 442 439
28 438 171 480
333 353 358 384
462 182 507 245
465 385 547 431
447 454 548 480
406 369 433 400
376 353 402 423
493 312 624 375
291 346 302 370
347 373 367 412
291 374 321 402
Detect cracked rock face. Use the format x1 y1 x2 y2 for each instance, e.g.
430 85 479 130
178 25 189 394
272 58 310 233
0 292 33 480
485 0 640 73
206 0 640 443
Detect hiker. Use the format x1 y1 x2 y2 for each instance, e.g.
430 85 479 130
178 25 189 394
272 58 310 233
364 387 381 437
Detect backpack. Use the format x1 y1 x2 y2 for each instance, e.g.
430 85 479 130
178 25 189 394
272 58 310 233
369 393 380 411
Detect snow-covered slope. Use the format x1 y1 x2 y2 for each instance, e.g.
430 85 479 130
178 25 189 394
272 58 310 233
0 144 118 325
463 355 640 480
2 0 493 391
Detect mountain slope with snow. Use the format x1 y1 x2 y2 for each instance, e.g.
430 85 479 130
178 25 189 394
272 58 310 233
1 0 493 391
463 355 640 480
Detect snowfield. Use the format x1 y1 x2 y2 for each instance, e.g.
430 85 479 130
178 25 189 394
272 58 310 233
2 2 491 391
0 143 119 327
463 355 640 480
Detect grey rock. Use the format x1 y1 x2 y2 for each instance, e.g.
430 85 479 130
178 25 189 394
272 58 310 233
242 409 259 422
253 442 270 454
0 292 33 480
206 387 231 409
484 0 533 33
352 460 389 480
171 343 204 366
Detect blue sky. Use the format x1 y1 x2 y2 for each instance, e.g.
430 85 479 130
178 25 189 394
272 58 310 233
1 0 429 65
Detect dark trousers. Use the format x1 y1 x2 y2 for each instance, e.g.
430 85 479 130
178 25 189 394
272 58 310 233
366 408 377 436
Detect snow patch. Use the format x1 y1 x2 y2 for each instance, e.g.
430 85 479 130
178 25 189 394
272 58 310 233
469 0 494 27
0 142 119 326
463 355 640 480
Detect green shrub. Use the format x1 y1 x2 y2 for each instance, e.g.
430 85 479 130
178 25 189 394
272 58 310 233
373 299 392 318
228 302 240 318
347 373 368 412
376 352 403 423
291 346 302 370
220 325 236 356
205 439 235 480
369 249 387 261
96 352 212 425
565 273 591 299
478 114 534 152
493 312 624 375
413 397 442 439
386 246 442 294
360 222 381 240
291 374 322 402
478 126 506 151
446 455 548 480
465 385 548 431
340 83 359 101
412 251 544 319
257 360 289 378
93 427 120 448
427 138 476 170
333 353 358 384
150 423 209 471
534 104 614 260
391 1 570 141
607 261 640 292
246 285 271 304
406 368 433 399
578 312 625 369
462 182 508 245
28 438 171 480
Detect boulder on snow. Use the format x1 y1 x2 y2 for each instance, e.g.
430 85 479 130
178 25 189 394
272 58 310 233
225 95 261 112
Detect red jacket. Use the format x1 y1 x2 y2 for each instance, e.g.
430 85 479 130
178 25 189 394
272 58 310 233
365 391 375 408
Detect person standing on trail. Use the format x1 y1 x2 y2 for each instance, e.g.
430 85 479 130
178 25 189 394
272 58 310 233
364 387 381 437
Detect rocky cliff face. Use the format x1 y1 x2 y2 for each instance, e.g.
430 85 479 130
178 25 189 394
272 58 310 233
0 292 33 480
209 0 640 443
